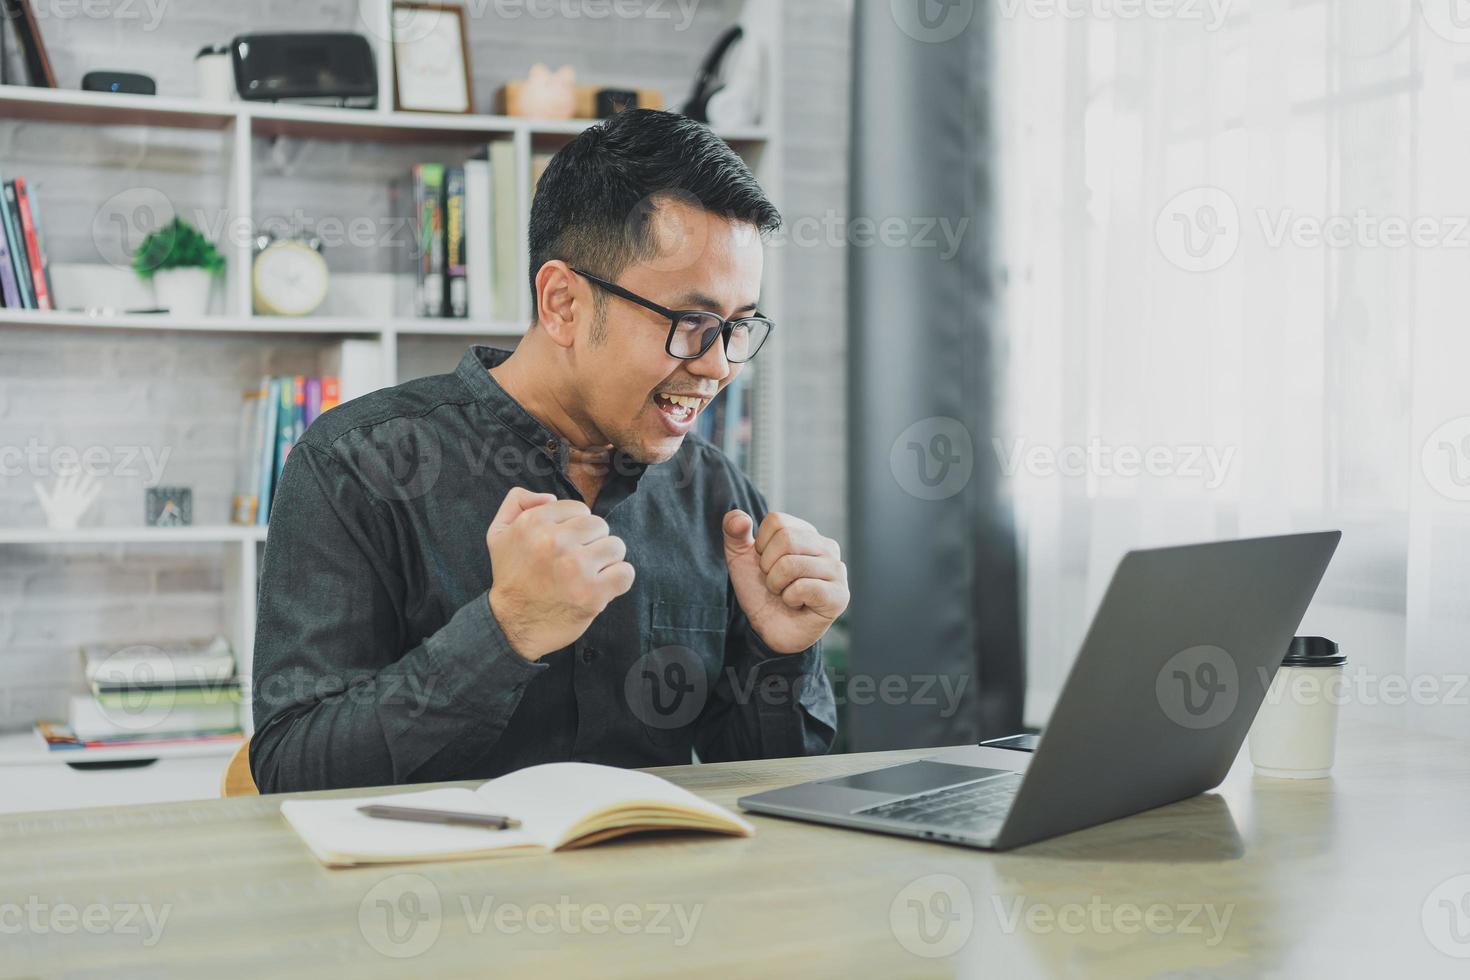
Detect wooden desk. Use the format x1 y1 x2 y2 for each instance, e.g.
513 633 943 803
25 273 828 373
6 722 1470 978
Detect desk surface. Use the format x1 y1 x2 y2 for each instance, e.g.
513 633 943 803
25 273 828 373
6 722 1470 978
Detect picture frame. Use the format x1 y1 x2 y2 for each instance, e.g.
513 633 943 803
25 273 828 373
5 0 57 88
392 2 474 114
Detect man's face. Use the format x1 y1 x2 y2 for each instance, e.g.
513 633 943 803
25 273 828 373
572 198 765 464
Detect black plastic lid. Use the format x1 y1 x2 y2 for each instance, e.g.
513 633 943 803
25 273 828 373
1283 635 1345 667
196 44 230 58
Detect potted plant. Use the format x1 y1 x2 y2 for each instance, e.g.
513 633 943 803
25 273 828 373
132 216 225 317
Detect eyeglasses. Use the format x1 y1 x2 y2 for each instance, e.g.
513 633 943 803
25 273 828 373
571 268 774 363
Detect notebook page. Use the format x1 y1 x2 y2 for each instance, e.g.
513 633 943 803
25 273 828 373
471 762 754 845
280 787 554 864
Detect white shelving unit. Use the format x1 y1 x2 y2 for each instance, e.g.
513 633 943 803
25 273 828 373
0 0 785 806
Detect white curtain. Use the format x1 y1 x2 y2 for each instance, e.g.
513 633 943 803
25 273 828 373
994 0 1470 737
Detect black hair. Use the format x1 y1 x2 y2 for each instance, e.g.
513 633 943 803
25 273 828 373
526 108 781 319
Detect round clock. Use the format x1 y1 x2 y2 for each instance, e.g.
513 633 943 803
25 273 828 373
252 235 329 316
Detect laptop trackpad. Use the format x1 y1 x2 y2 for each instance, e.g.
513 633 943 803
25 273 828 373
818 761 1012 796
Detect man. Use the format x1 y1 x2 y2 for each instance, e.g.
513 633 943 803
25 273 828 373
250 109 845 792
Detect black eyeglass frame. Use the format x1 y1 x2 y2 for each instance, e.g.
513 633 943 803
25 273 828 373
570 268 775 363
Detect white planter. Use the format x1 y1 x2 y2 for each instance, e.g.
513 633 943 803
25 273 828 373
152 268 215 318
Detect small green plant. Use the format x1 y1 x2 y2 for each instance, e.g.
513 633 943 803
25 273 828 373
132 217 225 280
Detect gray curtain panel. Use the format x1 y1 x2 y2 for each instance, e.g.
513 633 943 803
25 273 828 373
846 0 1024 750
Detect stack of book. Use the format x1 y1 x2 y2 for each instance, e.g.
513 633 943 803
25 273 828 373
36 636 244 752
0 173 55 311
408 141 519 321
230 373 339 525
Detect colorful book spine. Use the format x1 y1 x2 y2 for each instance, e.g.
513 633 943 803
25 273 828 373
13 178 50 310
414 163 445 318
304 376 322 428
0 182 35 309
445 166 467 318
275 377 295 484
321 376 341 413
257 377 280 525
0 194 18 307
292 375 306 443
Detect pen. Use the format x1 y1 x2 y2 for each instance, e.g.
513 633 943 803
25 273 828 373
357 804 521 829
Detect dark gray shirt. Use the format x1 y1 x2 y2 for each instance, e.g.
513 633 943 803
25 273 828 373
250 345 835 792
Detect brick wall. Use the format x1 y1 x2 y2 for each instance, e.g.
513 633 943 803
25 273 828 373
0 0 851 731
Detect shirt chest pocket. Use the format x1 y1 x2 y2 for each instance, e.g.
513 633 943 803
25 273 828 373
632 600 728 743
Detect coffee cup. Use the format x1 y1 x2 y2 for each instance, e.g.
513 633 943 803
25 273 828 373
1248 636 1345 779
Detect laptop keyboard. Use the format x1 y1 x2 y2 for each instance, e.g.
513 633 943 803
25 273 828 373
855 774 1022 832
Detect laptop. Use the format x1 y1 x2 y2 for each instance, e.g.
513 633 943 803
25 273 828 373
738 531 1341 851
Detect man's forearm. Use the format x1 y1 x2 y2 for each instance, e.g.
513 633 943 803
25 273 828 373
251 594 546 792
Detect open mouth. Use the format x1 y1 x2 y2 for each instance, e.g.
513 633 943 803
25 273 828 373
653 391 709 431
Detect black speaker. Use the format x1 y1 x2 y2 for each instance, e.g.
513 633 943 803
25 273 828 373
81 71 156 96
231 32 377 107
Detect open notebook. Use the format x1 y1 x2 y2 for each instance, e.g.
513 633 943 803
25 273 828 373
280 762 756 867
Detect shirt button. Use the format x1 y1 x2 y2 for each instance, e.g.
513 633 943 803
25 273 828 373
582 647 598 663
546 438 560 454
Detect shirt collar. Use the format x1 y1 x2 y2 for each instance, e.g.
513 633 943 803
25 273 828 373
455 345 648 486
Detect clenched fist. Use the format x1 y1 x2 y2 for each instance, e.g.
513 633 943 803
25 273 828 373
486 487 635 661
723 509 849 655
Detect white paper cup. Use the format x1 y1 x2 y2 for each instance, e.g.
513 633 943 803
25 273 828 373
1248 637 1345 779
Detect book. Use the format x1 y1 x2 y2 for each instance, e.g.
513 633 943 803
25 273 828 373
274 375 295 484
82 635 235 687
0 181 34 309
13 177 50 310
444 165 467 317
279 761 755 868
0 184 18 307
304 376 322 429
230 382 269 524
257 377 281 524
413 163 445 317
489 140 519 319
67 694 240 741
36 720 244 752
320 376 341 413
321 340 384 404
464 156 494 321
291 374 306 443
91 681 242 705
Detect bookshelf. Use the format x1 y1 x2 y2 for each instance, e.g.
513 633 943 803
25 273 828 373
0 0 788 800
